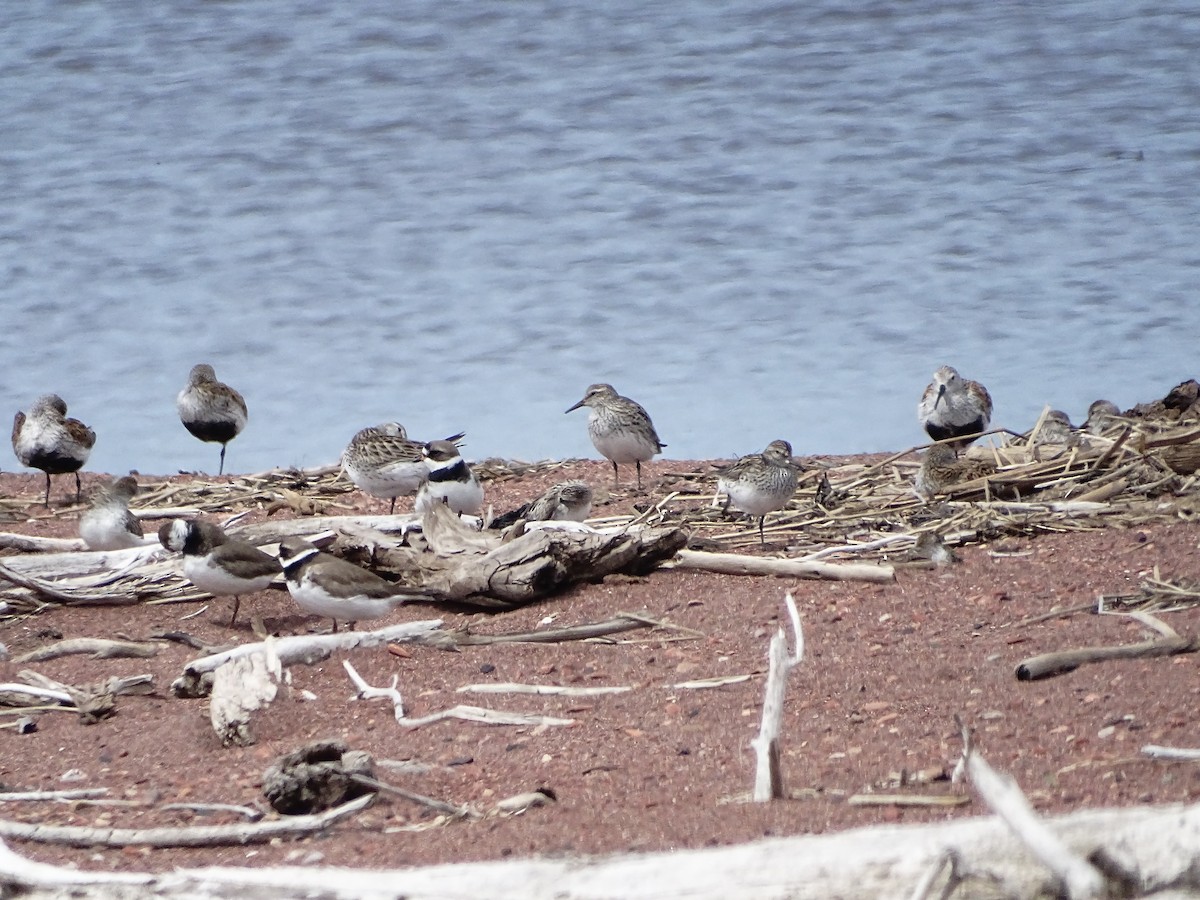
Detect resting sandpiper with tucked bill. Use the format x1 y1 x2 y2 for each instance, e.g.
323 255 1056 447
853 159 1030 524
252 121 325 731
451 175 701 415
716 439 802 545
277 537 434 632
489 480 593 530
342 423 465 513
177 364 247 476
913 443 997 502
80 476 144 550
415 439 484 516
918 366 993 448
159 519 280 627
566 383 665 491
12 393 96 506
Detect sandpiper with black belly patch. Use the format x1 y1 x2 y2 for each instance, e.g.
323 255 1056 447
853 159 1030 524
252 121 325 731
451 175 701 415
918 366 993 448
12 393 96 506
177 364 248 476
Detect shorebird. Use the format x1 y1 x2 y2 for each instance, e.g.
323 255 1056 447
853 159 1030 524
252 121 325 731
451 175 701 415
341 423 465 513
277 537 430 631
158 519 280 627
715 439 802 544
913 443 997 502
12 394 96 506
918 366 993 447
177 364 247 476
1031 409 1075 447
414 439 484 516
1085 399 1122 435
489 480 593 530
565 383 665 490
79 475 144 550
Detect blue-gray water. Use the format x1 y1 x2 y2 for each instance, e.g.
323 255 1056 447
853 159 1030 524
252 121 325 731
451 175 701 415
2 2 1197 476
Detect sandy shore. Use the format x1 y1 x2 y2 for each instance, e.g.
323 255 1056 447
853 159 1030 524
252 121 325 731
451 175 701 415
0 458 1198 875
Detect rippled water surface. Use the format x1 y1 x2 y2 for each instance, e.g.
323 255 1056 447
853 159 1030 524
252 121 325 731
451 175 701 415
2 1 1197 475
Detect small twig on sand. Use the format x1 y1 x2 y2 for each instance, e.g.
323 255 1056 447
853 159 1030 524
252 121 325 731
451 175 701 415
348 774 477 820
13 637 161 663
342 660 405 721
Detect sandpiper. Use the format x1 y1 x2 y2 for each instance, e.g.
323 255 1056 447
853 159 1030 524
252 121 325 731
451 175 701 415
565 383 665 490
79 476 144 551
918 366 993 447
913 444 997 502
414 439 484 516
12 394 96 506
1031 409 1075 447
489 480 593 530
158 519 280 626
342 423 465 513
1085 399 1122 435
277 537 428 631
177 364 248 476
716 439 801 544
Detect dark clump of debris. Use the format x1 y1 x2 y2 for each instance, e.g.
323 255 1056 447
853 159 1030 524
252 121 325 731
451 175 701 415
262 739 376 815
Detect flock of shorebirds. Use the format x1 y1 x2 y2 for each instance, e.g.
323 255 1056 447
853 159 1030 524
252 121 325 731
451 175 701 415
9 361 1104 630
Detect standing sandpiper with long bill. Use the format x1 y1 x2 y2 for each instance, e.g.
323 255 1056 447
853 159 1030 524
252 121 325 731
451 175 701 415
566 383 665 491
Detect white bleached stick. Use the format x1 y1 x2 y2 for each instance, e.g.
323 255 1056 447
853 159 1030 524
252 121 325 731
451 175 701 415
751 592 804 802
342 660 405 721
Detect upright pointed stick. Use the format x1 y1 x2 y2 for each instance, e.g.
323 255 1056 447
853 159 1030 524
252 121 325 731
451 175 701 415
751 592 804 802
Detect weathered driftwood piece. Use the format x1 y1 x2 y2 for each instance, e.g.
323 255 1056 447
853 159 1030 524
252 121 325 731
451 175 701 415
1141 744 1200 761
13 638 161 664
2 802 1198 899
341 660 573 732
343 660 405 721
1015 635 1200 681
966 747 1106 899
670 549 894 583
0 533 85 553
0 793 372 850
752 593 804 802
450 614 667 646
361 505 688 608
0 789 108 803
400 705 574 729
12 672 154 723
458 683 631 697
173 620 446 699
209 645 282 747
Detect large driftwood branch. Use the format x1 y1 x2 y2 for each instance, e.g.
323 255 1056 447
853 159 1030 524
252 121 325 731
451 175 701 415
2 507 686 612
360 506 689 607
670 549 894 583
1015 634 1200 680
173 620 446 698
2 803 1198 899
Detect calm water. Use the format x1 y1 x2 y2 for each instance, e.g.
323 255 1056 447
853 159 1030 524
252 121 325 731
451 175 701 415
2 1 1197 476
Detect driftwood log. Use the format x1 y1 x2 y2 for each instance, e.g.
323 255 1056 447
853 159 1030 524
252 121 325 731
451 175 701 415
1015 634 1200 680
1 802 1197 899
